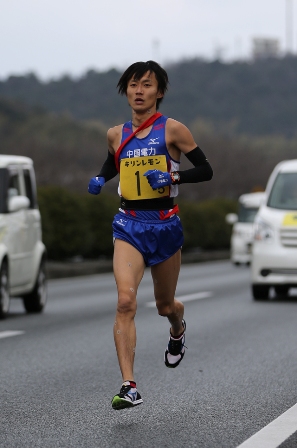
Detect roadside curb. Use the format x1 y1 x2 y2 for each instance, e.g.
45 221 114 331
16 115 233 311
46 250 230 279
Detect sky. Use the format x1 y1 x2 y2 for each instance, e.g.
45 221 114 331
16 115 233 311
1 0 296 80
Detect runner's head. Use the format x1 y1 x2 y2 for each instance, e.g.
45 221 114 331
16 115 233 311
117 61 169 110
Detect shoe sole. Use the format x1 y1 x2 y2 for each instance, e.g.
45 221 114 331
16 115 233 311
112 396 143 410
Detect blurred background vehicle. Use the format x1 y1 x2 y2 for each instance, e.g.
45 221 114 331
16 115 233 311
251 159 297 300
226 192 266 266
0 155 47 318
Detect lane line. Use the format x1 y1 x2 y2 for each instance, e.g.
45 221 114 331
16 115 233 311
0 331 25 339
145 291 213 307
237 403 297 448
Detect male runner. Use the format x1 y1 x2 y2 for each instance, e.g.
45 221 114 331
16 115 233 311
88 60 213 410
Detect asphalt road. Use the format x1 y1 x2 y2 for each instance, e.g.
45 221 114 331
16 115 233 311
1 260 297 448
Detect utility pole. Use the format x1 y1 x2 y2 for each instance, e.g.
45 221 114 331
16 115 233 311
234 36 242 61
286 0 294 53
152 39 160 62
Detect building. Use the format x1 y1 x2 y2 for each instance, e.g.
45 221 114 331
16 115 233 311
252 38 280 59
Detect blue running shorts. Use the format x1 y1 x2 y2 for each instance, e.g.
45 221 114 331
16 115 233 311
112 209 184 266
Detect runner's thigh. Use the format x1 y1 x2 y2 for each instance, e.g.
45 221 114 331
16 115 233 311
113 239 145 296
150 249 181 304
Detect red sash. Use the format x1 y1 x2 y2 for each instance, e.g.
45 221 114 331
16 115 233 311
114 112 162 172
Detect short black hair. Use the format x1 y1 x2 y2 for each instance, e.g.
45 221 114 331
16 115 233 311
117 60 169 110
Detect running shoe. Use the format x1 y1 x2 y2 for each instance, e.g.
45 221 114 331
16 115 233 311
111 381 143 410
164 319 187 368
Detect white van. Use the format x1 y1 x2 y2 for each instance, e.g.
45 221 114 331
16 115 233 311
0 155 47 318
226 192 266 265
251 159 297 300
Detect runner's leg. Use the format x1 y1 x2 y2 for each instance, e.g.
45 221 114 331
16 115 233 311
150 250 184 336
113 239 145 381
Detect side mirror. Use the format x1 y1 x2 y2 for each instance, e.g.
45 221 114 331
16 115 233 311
225 213 238 225
8 195 30 212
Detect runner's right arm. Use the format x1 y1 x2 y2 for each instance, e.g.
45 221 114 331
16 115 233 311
88 128 120 195
97 150 118 181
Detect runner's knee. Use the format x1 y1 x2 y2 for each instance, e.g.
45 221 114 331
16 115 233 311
156 301 173 317
116 292 137 316
156 299 184 317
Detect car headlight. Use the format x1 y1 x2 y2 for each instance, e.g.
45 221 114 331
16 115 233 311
254 219 274 242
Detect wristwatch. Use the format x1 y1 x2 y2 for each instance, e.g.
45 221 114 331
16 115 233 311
170 171 180 184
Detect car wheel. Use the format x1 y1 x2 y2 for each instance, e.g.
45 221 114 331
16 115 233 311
274 286 289 297
252 284 270 301
23 259 47 313
0 261 10 319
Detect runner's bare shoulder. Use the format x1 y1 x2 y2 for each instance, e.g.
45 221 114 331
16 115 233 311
166 117 191 135
107 124 123 154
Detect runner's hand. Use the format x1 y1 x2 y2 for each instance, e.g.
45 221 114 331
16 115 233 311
88 177 105 194
143 170 172 190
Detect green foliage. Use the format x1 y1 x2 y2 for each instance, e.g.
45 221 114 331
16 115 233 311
37 186 118 260
179 197 237 250
38 186 88 259
37 186 236 260
83 193 118 257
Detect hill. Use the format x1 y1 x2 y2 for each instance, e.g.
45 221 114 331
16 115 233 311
0 98 108 191
1 98 296 202
0 57 297 137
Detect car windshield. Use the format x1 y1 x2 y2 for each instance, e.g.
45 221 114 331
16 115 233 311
267 172 297 210
238 204 259 223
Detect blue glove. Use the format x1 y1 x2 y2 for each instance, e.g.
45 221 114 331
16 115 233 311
143 170 172 190
88 176 105 195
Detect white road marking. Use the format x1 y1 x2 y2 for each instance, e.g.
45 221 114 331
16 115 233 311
237 403 297 448
145 291 213 307
0 331 25 339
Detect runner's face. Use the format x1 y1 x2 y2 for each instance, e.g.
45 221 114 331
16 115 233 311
126 71 163 112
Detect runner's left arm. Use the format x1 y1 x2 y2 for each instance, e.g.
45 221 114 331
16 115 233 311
174 146 213 184
144 120 213 188
167 119 213 184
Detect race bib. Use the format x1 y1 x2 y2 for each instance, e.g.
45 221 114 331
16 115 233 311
283 213 297 226
120 155 169 200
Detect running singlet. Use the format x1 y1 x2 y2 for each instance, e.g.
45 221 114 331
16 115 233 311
118 115 180 200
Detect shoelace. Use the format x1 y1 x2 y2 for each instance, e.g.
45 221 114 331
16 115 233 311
168 334 188 355
119 385 131 397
